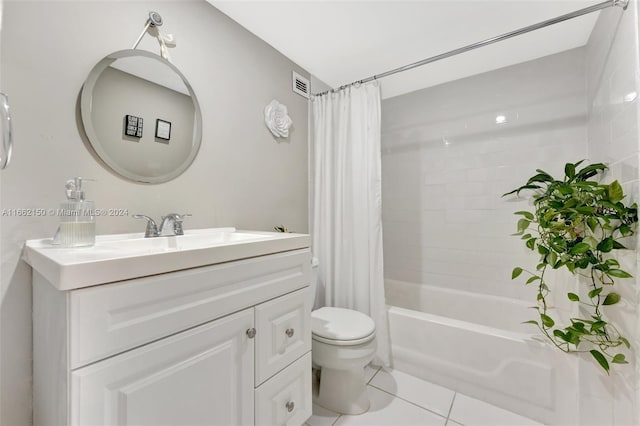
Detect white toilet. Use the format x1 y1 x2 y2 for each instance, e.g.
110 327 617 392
310 260 377 415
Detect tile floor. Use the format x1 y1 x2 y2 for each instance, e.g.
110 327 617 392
306 366 544 426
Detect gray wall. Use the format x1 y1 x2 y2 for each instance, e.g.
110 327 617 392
0 1 309 424
92 67 195 179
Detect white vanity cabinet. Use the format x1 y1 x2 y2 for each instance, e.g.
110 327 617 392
31 243 312 426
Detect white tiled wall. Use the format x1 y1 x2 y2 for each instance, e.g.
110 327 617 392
584 2 640 425
381 48 587 303
382 6 640 423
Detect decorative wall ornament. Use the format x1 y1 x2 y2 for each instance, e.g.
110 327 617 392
264 100 293 138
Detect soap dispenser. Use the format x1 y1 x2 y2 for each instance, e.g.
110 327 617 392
57 177 96 247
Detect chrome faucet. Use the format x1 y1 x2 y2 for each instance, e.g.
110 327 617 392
159 213 191 236
132 213 191 237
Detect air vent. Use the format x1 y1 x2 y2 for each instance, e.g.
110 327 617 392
292 71 310 99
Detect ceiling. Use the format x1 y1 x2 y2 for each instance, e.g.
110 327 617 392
208 1 602 99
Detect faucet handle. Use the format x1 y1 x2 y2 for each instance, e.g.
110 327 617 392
132 214 159 238
171 213 191 235
161 213 191 221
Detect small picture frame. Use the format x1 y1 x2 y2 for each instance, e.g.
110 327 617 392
155 119 172 141
124 114 143 138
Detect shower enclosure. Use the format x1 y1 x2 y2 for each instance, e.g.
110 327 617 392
382 48 586 425
374 2 639 425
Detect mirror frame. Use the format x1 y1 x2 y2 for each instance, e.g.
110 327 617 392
80 49 203 184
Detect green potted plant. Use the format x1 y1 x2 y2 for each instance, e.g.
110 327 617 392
503 161 638 372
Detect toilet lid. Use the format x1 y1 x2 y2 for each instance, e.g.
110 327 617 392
311 307 376 343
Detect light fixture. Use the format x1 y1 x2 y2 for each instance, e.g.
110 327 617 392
495 115 507 125
624 92 637 103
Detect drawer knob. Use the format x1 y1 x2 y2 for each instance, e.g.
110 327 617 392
246 328 256 339
286 401 295 412
285 328 294 338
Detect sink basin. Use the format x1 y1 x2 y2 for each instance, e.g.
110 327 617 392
98 228 272 253
23 227 310 290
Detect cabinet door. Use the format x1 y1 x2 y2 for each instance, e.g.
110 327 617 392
70 309 254 426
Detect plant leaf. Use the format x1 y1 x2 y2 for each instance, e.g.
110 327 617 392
567 293 580 302
605 259 620 267
612 241 627 250
540 313 555 328
553 329 566 340
565 162 576 179
590 350 610 373
576 163 607 181
526 237 536 250
527 173 553 184
576 206 595 214
515 211 534 220
526 276 540 284
602 293 621 305
588 287 603 298
570 243 591 255
620 337 631 349
608 180 623 203
511 267 523 279
502 184 542 197
558 185 574 195
517 218 530 234
597 237 614 253
591 321 607 332
608 269 632 278
612 354 628 364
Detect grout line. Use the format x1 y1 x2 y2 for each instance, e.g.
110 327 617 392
445 392 457 424
367 365 383 384
331 414 342 426
367 383 448 420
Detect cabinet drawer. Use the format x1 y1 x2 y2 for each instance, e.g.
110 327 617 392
255 352 312 426
70 249 310 369
255 287 311 385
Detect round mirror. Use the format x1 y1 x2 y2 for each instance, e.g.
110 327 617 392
80 50 202 183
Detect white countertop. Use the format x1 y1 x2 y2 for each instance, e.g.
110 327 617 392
23 228 311 290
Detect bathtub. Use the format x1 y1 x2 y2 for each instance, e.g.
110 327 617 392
385 279 579 425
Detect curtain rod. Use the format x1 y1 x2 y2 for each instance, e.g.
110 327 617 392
313 0 628 97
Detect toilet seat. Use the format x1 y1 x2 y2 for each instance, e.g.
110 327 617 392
311 307 376 346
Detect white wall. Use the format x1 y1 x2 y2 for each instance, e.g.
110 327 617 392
0 0 4 421
381 48 587 303
0 1 309 424
582 1 640 424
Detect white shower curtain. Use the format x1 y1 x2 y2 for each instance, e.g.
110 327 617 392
311 82 390 366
